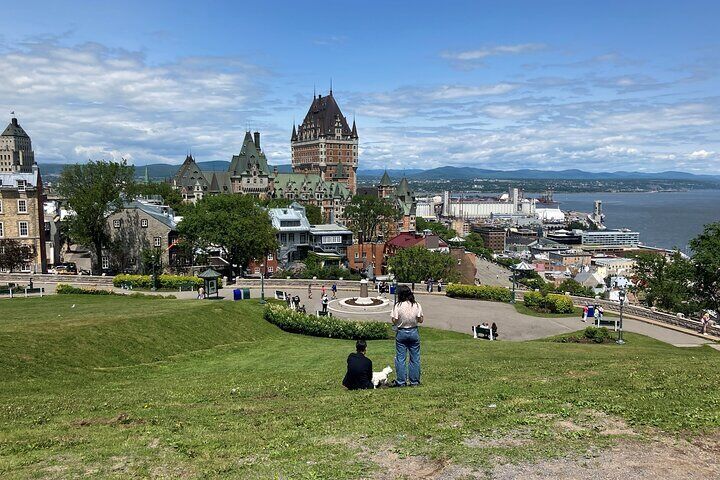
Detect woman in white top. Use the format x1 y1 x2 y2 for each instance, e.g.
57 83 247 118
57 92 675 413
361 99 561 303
391 285 423 386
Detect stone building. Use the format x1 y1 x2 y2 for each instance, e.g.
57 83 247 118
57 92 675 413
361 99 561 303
0 117 35 173
291 90 359 194
104 199 179 273
171 131 351 223
0 167 47 272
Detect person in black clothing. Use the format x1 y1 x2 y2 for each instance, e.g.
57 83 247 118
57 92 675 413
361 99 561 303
342 340 373 390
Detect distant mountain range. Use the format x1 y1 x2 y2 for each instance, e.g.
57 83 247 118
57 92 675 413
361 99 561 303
37 162 720 182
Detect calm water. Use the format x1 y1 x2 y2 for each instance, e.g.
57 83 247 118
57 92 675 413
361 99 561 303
551 190 720 252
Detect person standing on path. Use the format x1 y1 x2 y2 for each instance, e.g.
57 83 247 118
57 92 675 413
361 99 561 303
391 285 423 387
700 312 711 335
308 283 312 299
322 284 326 297
582 304 589 322
331 283 337 299
321 294 329 314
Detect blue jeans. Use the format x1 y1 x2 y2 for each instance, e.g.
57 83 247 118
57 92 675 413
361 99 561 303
395 328 421 385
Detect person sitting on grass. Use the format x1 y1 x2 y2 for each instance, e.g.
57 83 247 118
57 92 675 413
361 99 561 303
342 340 373 390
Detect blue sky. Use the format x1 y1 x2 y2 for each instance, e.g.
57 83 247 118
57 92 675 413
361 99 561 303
1 0 719 172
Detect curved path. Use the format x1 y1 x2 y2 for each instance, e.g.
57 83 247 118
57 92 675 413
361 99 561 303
21 281 714 347
219 286 712 346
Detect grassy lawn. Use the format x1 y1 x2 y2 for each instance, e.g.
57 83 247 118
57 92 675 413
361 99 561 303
1 295 719 478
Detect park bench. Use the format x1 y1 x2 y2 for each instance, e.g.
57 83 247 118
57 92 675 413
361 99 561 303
472 324 496 340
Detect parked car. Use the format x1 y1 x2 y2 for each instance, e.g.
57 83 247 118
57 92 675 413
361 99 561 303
55 263 78 275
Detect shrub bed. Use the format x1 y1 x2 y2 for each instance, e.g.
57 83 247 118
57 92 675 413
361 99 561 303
445 284 513 303
113 274 209 290
57 283 176 299
263 304 391 340
555 326 613 344
523 291 575 314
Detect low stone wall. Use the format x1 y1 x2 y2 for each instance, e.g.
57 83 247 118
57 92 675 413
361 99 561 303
570 296 720 337
0 273 114 286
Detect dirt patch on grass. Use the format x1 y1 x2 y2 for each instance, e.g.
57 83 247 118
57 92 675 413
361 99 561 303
325 437 478 479
552 410 637 437
71 412 144 428
463 430 534 449
491 434 720 479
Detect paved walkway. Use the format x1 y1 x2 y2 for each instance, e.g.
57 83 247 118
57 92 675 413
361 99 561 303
475 258 512 287
215 285 713 347
16 281 716 348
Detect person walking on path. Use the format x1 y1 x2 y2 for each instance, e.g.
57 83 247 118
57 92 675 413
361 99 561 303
308 283 312 299
437 280 443 293
391 285 423 387
582 304 589 322
331 283 337 299
322 284 327 297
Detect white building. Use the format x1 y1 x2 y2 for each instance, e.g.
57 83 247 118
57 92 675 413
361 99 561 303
581 230 640 249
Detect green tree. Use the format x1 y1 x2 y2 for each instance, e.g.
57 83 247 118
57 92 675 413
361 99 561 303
130 181 186 215
388 246 458 283
415 217 456 240
178 194 278 277
462 232 494 259
304 204 323 225
689 222 720 313
57 160 136 274
556 279 594 297
631 251 695 313
344 195 400 242
0 240 35 272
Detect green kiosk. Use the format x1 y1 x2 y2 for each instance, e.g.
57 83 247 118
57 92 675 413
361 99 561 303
197 268 222 299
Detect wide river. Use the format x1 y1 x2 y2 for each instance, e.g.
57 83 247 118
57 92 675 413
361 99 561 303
551 190 720 252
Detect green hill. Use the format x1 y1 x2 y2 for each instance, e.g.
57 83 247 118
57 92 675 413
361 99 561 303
1 296 718 478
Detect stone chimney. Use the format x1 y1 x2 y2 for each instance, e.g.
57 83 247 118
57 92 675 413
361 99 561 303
253 131 260 150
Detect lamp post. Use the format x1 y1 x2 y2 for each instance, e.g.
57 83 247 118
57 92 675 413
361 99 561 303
393 278 398 305
616 287 626 345
259 258 266 305
511 267 517 304
151 247 160 292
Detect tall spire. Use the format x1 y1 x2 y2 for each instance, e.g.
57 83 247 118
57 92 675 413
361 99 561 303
330 77 333 96
291 123 297 141
351 118 358 139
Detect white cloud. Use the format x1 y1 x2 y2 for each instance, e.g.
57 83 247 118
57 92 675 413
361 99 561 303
689 149 715 158
0 41 273 165
442 43 545 61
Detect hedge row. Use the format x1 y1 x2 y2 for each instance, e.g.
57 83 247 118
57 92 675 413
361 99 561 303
113 274 209 290
445 284 513 303
263 304 391 340
523 291 575 314
57 283 176 299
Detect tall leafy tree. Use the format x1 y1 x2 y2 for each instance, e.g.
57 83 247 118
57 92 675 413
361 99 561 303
631 251 695 314
0 240 35 273
344 195 400 242
388 246 458 283
130 181 186 215
689 222 720 313
178 194 278 277
57 160 135 274
416 217 456 240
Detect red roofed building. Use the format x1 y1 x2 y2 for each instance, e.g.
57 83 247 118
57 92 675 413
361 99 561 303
385 231 449 257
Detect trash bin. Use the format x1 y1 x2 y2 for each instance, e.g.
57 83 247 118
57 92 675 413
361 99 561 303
233 288 242 301
242 288 251 299
389 285 396 295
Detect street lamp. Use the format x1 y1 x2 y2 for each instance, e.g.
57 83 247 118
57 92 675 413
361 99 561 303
616 287 626 345
511 267 518 304
259 258 266 305
393 278 398 305
151 247 160 292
